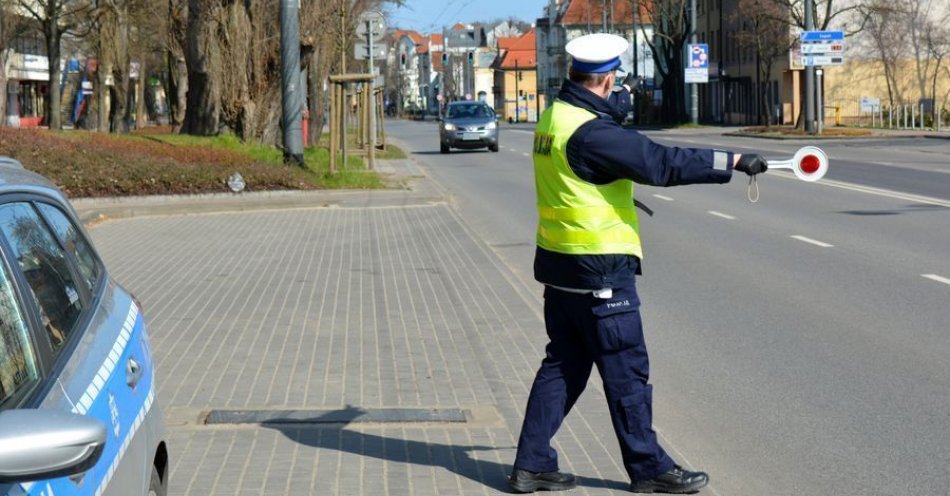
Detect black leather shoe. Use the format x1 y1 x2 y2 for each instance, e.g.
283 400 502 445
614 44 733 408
508 468 577 493
630 465 709 494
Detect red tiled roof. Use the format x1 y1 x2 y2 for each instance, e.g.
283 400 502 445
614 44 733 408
497 29 537 69
559 0 652 26
429 33 444 45
498 37 518 50
391 29 425 45
452 22 467 31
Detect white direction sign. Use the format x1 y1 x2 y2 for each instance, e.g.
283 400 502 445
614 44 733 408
354 42 387 60
357 11 386 42
801 42 845 54
801 55 843 66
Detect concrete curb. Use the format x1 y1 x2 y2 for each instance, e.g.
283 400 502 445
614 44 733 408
74 158 445 226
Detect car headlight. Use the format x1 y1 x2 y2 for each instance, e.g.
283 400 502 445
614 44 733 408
443 123 456 131
486 121 497 130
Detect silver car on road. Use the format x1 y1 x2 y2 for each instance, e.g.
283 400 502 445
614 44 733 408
439 101 500 153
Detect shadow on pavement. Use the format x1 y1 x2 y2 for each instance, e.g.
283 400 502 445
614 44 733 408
264 405 630 493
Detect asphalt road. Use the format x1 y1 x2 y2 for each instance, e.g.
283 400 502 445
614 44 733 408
387 119 950 496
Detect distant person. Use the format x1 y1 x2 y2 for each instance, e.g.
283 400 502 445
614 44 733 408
508 33 768 494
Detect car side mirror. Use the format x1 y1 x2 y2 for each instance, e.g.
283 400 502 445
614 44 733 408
0 409 107 483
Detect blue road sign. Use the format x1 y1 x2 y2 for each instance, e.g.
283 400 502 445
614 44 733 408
688 43 709 69
801 31 844 42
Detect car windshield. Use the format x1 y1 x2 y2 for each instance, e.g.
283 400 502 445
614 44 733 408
447 104 492 119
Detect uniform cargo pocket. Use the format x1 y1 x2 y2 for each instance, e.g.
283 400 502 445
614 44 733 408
592 292 643 352
620 386 653 435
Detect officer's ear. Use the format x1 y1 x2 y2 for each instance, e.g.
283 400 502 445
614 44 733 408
603 72 616 96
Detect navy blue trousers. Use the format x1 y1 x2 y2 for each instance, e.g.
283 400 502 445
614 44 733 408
513 285 674 481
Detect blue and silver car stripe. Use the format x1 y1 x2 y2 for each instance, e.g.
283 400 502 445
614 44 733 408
17 302 155 496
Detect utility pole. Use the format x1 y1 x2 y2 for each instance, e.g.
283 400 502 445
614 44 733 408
689 0 698 124
632 0 639 77
515 59 520 122
602 0 607 31
804 0 815 133
280 0 304 165
366 17 377 169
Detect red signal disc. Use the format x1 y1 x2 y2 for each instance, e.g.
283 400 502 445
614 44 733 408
800 154 821 174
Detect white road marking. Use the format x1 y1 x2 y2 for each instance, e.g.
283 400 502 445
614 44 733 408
769 170 950 208
653 194 674 201
791 235 834 248
922 274 950 286
708 210 736 220
522 152 530 157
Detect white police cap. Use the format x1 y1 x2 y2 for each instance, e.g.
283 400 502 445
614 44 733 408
566 33 629 73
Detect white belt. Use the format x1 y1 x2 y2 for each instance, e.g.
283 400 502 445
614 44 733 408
547 285 613 299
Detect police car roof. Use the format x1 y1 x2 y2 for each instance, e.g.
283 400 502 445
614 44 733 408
0 156 69 200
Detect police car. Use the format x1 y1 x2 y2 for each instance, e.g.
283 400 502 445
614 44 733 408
0 157 168 495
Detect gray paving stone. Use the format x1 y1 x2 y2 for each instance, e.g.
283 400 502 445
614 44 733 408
89 195 635 495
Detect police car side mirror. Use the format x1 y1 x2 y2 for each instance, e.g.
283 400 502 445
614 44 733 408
0 409 107 483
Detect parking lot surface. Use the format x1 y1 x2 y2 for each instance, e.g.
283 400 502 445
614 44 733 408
84 160 640 495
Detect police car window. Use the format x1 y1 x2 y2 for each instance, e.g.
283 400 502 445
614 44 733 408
0 260 38 408
0 203 83 351
36 203 100 292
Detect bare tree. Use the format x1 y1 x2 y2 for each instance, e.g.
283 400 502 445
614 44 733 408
303 0 396 145
0 0 26 126
166 0 186 130
859 0 907 109
733 0 796 126
777 0 869 128
631 0 690 122
922 7 950 128
17 0 95 129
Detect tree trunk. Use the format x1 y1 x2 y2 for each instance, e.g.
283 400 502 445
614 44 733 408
308 45 326 146
46 27 62 130
111 3 131 133
136 58 147 129
167 52 187 131
181 0 220 135
0 52 7 126
167 0 187 131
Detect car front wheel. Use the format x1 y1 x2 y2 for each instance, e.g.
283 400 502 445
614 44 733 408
440 143 450 154
489 143 499 152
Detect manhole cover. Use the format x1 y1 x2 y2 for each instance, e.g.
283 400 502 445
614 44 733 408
204 407 468 425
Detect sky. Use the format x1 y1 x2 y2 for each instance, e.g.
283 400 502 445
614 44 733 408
385 0 549 35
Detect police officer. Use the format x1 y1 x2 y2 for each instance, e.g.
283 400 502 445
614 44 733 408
508 34 767 494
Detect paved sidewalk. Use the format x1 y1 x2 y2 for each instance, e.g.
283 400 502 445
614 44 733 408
83 160 639 495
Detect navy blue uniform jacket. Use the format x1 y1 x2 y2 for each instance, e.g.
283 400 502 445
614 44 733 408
534 79 736 289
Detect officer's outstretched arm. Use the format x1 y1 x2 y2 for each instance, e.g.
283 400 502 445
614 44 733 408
568 120 735 187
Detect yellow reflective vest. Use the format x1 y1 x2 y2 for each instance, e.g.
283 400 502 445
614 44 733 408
533 100 643 259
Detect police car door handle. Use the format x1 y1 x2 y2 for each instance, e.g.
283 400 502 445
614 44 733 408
126 357 143 388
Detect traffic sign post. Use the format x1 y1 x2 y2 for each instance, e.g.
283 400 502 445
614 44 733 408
354 42 387 60
800 31 845 67
685 43 709 83
800 30 844 135
358 11 386 170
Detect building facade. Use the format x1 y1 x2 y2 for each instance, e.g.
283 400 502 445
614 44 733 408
536 0 655 112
